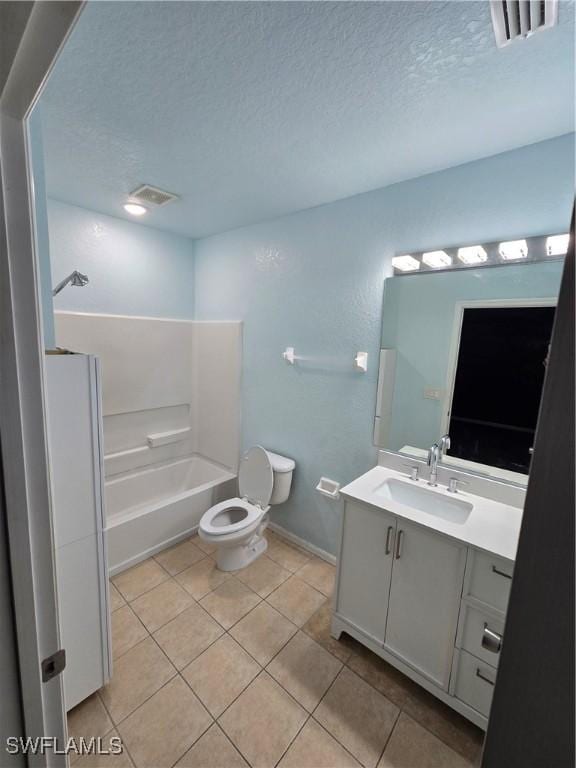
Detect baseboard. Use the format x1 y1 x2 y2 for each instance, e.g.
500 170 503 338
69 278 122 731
268 522 336 565
109 519 336 575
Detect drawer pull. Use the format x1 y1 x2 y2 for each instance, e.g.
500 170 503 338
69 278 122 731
491 565 512 580
385 526 394 555
476 668 495 686
395 529 404 560
482 623 503 654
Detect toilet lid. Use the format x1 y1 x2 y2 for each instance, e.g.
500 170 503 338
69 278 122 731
239 446 274 507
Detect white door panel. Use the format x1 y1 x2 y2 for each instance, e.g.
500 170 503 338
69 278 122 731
384 520 466 689
336 501 396 643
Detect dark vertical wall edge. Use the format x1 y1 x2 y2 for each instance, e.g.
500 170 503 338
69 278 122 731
482 205 575 768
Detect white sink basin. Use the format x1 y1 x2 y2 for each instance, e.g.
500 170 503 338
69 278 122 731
376 478 473 524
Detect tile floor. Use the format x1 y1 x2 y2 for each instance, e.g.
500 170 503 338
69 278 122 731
69 531 483 768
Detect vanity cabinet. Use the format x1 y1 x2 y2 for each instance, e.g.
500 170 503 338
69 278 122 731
384 520 466 688
337 501 395 643
333 498 514 729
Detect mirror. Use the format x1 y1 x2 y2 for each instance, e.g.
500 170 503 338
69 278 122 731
375 257 564 484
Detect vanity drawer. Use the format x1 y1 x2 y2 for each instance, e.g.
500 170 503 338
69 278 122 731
465 549 513 613
452 649 497 719
457 602 505 668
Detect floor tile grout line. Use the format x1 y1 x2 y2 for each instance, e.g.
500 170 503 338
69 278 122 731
110 602 151 663
309 715 368 767
110 550 478 765
101 643 179 729
306 663 400 768
152 536 207 571
262 575 327 627
112 570 172 605
377 706 403 766
129 582 197 635
213 667 311 768
95 691 139 767
339 645 482 762
174 721 250 768
112 536 208 601
272 711 312 768
212 721 253 768
109 658 216 768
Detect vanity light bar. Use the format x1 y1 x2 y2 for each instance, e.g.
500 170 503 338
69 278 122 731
392 232 569 275
499 239 528 260
457 245 488 265
546 233 570 256
422 250 452 269
392 255 420 272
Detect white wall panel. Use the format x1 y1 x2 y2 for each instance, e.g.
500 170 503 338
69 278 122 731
54 312 242 474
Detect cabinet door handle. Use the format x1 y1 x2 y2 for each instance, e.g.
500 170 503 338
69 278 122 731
491 565 512 580
395 529 404 559
385 526 394 555
481 623 503 654
476 668 495 686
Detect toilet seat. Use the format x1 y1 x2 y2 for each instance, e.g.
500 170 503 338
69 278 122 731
200 497 265 537
199 447 275 540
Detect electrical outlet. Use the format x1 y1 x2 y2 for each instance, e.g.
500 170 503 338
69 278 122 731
423 388 443 400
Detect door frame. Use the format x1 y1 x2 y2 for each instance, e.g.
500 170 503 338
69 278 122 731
440 297 557 436
0 2 83 762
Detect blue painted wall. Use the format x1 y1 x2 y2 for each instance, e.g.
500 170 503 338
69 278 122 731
193 134 574 555
382 262 564 453
48 200 195 320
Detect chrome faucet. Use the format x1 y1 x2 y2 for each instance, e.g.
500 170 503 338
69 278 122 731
427 443 440 487
439 433 451 457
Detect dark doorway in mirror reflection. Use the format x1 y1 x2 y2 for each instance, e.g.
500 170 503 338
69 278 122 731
448 305 556 475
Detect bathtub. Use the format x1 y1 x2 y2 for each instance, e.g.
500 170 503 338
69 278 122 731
106 455 236 575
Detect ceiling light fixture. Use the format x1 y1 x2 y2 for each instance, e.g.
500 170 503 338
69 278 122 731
546 233 570 257
499 239 528 260
123 202 147 217
391 255 420 272
422 250 452 269
457 245 488 265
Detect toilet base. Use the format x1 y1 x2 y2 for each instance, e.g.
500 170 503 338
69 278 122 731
216 532 268 572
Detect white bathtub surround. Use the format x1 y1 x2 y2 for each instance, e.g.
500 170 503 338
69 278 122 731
199 447 295 572
55 312 242 572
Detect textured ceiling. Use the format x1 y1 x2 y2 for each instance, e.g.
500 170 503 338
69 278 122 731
39 1 575 238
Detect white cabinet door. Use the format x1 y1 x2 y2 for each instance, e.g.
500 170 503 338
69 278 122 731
56 535 108 710
335 501 396 644
46 354 111 709
384 520 466 689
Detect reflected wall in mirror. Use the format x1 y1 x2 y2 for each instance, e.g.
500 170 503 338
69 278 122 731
375 260 563 484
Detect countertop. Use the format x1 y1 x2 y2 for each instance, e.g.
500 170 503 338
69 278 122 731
340 465 523 562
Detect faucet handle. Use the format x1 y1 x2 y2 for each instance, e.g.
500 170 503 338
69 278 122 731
402 463 420 481
439 434 451 454
447 477 469 494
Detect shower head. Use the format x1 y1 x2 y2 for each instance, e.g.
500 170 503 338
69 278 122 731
53 270 89 296
70 271 89 287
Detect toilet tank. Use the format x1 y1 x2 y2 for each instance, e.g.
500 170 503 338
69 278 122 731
266 450 296 505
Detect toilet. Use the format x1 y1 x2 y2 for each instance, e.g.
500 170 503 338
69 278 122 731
199 446 295 571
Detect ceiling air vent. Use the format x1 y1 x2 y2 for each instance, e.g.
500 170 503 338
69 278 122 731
129 184 179 207
490 0 558 47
